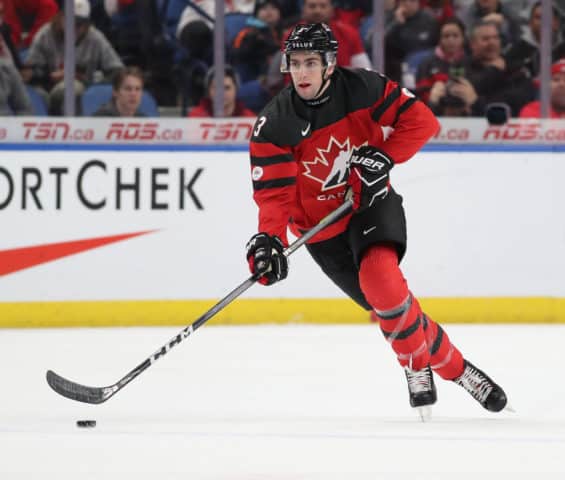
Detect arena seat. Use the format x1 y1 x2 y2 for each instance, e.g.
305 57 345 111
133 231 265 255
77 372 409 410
237 80 270 114
402 48 434 90
25 86 48 116
224 12 252 45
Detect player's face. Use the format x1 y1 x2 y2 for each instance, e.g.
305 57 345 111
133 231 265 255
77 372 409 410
288 52 326 100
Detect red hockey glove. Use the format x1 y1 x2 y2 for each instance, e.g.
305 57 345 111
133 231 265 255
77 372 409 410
246 233 289 286
347 145 394 210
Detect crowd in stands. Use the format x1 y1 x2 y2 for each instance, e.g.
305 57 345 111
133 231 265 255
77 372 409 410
1 0 565 119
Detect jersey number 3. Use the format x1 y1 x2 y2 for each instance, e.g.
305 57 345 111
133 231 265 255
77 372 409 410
254 116 267 137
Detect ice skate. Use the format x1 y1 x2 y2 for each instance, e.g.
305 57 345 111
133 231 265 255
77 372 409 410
404 365 437 422
453 360 508 412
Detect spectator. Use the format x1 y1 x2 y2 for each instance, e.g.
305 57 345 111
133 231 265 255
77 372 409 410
384 0 439 82
519 59 565 118
453 0 475 16
188 65 256 117
416 17 469 107
515 0 565 20
277 0 302 28
23 0 123 115
175 0 251 110
0 1 20 70
1 0 58 49
0 59 32 114
505 1 565 82
232 0 283 83
420 0 456 23
93 66 145 117
459 0 523 47
296 0 372 69
176 1 214 66
176 0 254 57
267 0 371 98
333 0 372 28
465 21 534 116
97 0 178 106
103 0 144 66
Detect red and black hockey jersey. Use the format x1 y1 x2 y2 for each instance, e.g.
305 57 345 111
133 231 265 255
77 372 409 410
249 67 439 245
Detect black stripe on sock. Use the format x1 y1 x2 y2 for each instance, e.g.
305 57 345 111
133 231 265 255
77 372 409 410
381 315 421 341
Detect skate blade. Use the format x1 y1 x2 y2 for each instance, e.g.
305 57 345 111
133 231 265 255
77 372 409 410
503 403 516 413
416 405 432 422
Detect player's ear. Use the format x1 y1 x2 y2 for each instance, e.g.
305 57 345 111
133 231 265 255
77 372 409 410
325 63 336 78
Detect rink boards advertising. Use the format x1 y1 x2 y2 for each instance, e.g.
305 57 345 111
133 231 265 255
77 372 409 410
1 117 565 146
0 117 564 327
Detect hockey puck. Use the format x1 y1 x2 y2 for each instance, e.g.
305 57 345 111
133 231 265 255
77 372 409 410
76 420 96 428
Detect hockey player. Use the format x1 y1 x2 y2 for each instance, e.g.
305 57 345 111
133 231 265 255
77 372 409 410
245 22 508 418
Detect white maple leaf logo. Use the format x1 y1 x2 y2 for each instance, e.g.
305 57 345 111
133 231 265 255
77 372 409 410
302 136 366 191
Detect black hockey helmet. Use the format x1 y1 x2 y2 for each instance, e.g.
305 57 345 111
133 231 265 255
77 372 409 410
281 23 338 73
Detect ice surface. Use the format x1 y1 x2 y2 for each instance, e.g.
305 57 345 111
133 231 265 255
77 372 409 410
2 324 564 479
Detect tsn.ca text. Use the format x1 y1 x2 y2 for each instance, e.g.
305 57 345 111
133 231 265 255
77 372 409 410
199 122 253 141
23 121 94 141
20 121 184 142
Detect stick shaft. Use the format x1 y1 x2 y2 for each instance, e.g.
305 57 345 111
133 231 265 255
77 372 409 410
122 198 354 386
47 199 353 403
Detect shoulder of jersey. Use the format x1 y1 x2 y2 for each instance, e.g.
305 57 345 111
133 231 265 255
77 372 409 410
251 86 303 146
338 67 390 108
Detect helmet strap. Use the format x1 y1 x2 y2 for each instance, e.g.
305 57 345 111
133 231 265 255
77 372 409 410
304 70 332 107
313 68 330 98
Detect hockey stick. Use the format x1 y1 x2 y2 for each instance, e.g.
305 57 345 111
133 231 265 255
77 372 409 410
46 199 354 404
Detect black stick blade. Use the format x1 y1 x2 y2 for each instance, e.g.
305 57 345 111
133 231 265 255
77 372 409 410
46 370 117 404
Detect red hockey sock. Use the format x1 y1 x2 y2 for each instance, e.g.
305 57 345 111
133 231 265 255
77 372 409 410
359 245 464 379
359 245 430 370
421 312 465 380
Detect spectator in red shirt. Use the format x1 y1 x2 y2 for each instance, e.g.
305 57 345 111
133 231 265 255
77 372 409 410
420 0 455 23
2 0 58 48
519 59 565 119
291 0 372 69
188 65 256 117
333 0 372 28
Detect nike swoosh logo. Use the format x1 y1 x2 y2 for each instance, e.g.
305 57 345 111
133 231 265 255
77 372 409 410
301 123 311 136
0 230 156 277
363 226 377 236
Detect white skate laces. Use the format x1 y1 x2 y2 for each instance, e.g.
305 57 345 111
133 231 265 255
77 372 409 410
455 363 493 404
453 360 509 412
404 365 437 421
405 367 433 394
